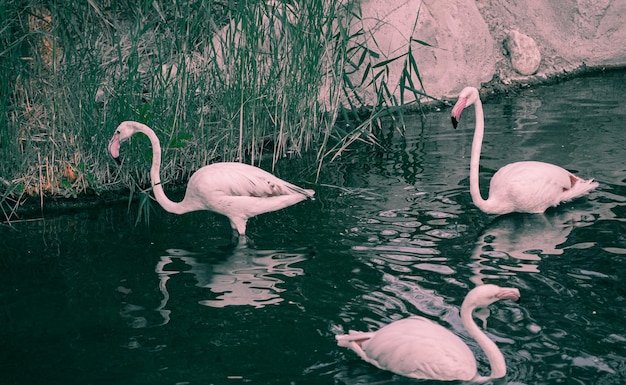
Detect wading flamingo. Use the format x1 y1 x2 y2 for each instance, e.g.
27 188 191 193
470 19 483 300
336 284 521 382
108 121 315 237
451 86 598 214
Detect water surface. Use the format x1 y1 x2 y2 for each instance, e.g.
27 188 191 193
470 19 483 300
1 72 625 384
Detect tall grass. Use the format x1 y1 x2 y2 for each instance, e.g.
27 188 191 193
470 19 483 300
0 0 431 221
315 2 434 172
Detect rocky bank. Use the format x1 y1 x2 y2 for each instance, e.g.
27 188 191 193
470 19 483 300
352 0 626 103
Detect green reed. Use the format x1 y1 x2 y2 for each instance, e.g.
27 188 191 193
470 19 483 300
0 0 431 222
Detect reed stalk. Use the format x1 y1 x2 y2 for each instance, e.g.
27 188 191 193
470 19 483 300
0 0 431 222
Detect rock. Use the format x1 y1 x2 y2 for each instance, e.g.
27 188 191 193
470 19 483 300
349 0 626 102
210 0 626 105
344 0 496 106
504 30 542 75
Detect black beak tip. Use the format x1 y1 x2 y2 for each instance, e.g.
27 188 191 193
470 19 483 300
113 156 122 165
451 116 459 129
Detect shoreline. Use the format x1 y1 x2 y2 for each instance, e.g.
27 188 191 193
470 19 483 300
7 64 624 222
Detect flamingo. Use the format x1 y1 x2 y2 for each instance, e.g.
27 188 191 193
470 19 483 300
451 86 598 215
107 121 315 237
335 284 521 382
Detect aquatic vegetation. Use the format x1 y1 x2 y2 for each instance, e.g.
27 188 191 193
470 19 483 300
0 0 431 221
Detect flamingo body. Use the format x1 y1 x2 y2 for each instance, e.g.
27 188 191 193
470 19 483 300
486 161 597 214
108 121 314 236
336 285 521 382
337 317 477 381
451 86 598 215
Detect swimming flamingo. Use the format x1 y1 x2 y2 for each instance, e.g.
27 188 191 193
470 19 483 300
451 86 598 214
108 121 315 236
336 284 521 382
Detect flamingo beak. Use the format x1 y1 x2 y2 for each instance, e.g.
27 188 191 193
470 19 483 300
451 116 459 129
108 133 122 165
450 97 467 129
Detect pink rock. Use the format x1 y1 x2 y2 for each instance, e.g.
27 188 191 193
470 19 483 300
504 30 541 75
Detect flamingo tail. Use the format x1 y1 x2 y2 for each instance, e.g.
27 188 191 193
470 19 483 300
561 176 598 202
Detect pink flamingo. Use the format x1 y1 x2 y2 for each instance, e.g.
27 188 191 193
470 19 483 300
108 121 314 237
451 86 598 214
336 284 521 382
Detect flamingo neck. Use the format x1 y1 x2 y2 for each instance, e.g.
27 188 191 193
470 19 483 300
461 302 507 380
135 123 187 215
469 98 502 214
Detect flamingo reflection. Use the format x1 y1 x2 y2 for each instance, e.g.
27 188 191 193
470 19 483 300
120 243 308 329
469 210 596 285
161 245 307 309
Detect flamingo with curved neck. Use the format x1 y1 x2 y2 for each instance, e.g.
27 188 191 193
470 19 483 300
108 121 314 236
335 284 521 382
451 86 598 215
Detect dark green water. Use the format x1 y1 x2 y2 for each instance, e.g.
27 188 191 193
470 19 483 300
2 72 625 385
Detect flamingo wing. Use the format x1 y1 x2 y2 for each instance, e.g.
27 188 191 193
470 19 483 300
189 162 314 199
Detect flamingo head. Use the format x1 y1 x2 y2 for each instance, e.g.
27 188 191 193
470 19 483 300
462 284 521 310
451 86 480 129
108 121 142 161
